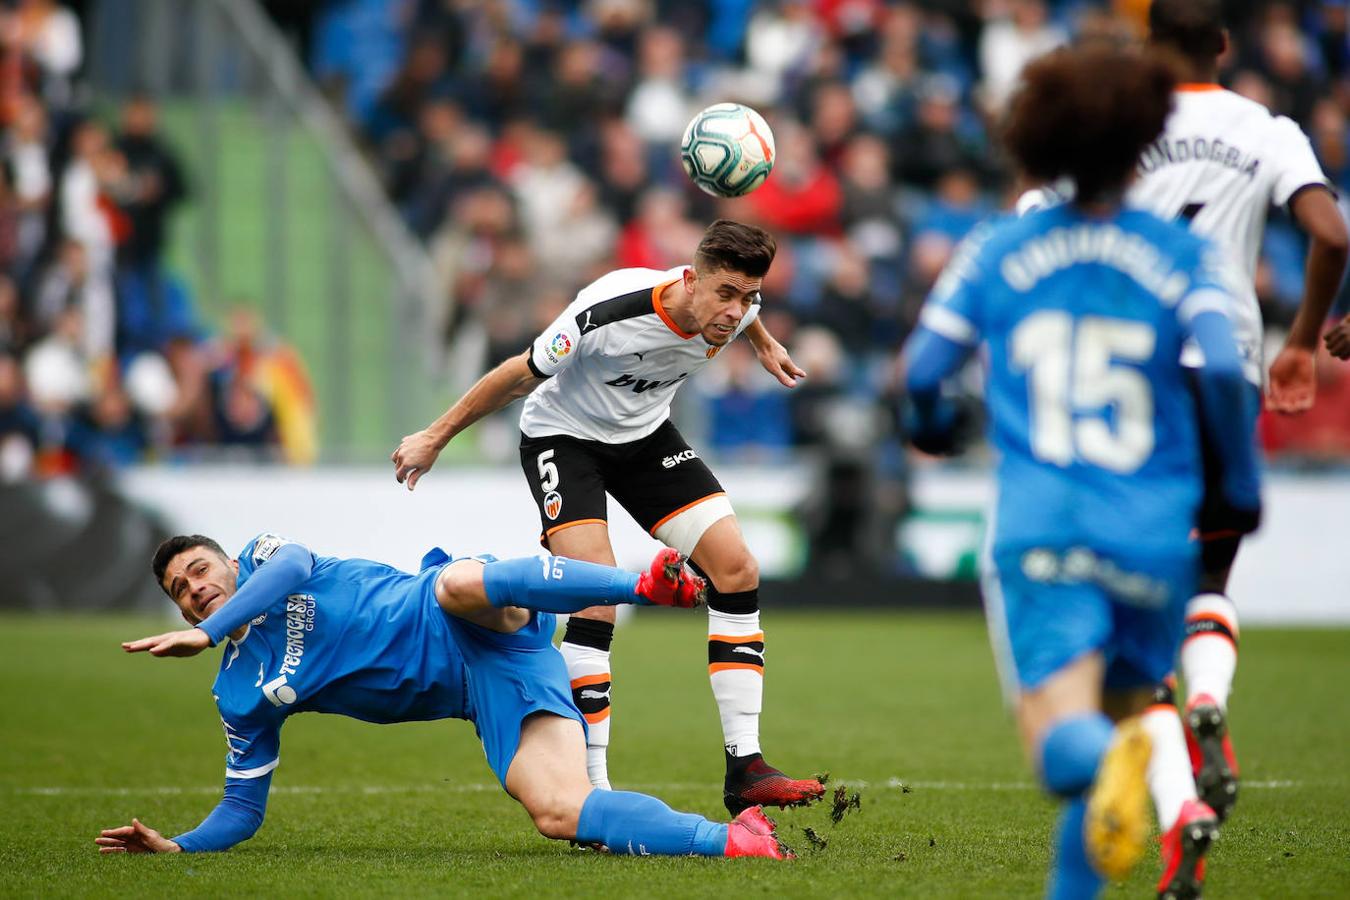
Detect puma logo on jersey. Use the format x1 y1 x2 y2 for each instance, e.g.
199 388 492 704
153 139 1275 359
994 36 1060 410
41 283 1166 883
604 372 688 393
581 310 597 331
662 449 697 468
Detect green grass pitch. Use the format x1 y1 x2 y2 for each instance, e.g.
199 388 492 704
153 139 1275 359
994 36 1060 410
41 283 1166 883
2 611 1346 897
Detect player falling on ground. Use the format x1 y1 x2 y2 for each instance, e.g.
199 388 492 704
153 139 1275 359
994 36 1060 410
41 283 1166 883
904 47 1262 899
95 534 791 859
1018 3 1348 894
391 220 824 814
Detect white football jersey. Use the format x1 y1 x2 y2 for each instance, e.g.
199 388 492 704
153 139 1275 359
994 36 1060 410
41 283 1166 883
1017 85 1332 385
520 266 760 443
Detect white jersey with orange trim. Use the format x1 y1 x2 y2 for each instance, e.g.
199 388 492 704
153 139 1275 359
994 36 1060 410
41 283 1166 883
1017 85 1333 386
520 266 760 444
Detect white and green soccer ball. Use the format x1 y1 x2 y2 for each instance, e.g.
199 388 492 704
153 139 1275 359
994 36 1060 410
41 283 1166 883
679 103 776 198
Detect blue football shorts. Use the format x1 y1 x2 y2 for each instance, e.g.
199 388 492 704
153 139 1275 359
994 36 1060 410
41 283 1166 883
985 545 1199 693
427 551 586 788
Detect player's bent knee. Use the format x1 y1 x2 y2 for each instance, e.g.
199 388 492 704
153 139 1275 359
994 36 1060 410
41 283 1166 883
711 553 759 593
433 560 488 616
522 789 585 841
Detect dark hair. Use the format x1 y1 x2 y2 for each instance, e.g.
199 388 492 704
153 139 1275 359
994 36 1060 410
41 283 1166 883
153 534 229 592
1002 46 1176 204
694 219 777 278
1149 0 1226 63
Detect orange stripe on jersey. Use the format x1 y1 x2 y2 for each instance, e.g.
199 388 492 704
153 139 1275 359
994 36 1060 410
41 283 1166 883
1177 82 1224 92
709 662 764 675
570 673 611 690
583 708 611 724
708 632 765 644
1145 703 1177 716
652 278 698 339
650 492 727 534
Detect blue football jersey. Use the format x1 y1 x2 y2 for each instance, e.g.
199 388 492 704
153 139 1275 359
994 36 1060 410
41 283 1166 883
918 205 1233 557
211 534 468 778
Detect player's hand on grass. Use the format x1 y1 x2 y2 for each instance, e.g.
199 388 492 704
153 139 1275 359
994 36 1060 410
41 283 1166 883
1325 319 1350 361
1266 345 1316 414
122 628 211 657
753 336 806 389
95 818 181 854
391 429 443 491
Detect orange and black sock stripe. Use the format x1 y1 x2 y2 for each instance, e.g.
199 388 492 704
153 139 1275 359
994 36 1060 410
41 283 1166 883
708 632 765 675
1184 613 1238 649
569 672 612 724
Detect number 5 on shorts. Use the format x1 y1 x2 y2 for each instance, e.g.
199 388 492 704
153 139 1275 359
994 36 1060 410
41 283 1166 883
537 449 560 492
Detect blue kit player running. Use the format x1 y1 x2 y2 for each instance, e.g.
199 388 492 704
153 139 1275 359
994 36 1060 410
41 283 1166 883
94 535 791 860
901 48 1261 899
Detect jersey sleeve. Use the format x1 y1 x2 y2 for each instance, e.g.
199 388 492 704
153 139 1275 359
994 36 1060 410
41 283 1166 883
235 533 310 584
1267 115 1333 207
1175 240 1237 328
219 697 284 780
916 222 996 346
527 304 584 378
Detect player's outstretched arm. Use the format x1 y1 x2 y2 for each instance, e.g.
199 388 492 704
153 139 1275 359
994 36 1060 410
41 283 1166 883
97 774 274 855
122 628 211 657
95 818 181 854
744 317 806 388
392 351 545 490
1269 187 1350 412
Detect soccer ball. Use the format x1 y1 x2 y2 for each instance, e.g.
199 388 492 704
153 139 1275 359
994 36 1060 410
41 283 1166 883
679 103 776 198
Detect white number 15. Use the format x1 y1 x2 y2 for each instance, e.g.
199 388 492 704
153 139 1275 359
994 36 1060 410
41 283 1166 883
1010 311 1156 473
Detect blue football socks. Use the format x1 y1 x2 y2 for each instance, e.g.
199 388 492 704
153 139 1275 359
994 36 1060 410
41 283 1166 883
482 556 641 613
1039 714 1113 899
576 789 728 856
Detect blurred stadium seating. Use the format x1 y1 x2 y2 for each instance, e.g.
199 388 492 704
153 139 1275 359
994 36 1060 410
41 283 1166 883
1 0 1347 610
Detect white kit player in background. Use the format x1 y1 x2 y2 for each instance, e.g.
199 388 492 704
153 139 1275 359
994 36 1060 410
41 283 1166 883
1017 3 1348 898
391 219 827 816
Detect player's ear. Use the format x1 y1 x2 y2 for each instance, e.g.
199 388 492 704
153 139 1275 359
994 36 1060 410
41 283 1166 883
683 267 697 292
1218 28 1229 59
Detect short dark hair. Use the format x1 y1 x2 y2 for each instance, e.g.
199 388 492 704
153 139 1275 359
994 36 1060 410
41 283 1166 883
1003 46 1176 204
152 534 229 592
694 219 777 278
1149 0 1225 63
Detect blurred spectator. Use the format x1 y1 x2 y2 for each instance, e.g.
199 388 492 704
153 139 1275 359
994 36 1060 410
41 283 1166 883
614 186 703 270
895 74 988 190
0 349 39 480
8 0 81 111
744 120 842 237
699 338 792 462
624 27 691 148
57 120 120 360
745 0 819 98
5 93 50 282
64 379 149 469
113 94 187 270
206 308 315 464
978 0 1066 115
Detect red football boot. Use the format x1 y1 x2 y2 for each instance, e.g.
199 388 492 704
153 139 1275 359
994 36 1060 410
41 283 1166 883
1183 693 1239 822
635 548 707 608
723 806 794 859
724 752 826 815
1157 799 1220 900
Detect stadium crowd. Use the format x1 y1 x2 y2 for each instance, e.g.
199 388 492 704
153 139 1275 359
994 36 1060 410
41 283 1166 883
298 0 1350 467
0 0 313 483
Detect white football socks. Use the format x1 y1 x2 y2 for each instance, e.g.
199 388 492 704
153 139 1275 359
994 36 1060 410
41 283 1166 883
560 641 613 790
1181 593 1240 711
1141 698 1197 831
707 609 764 758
